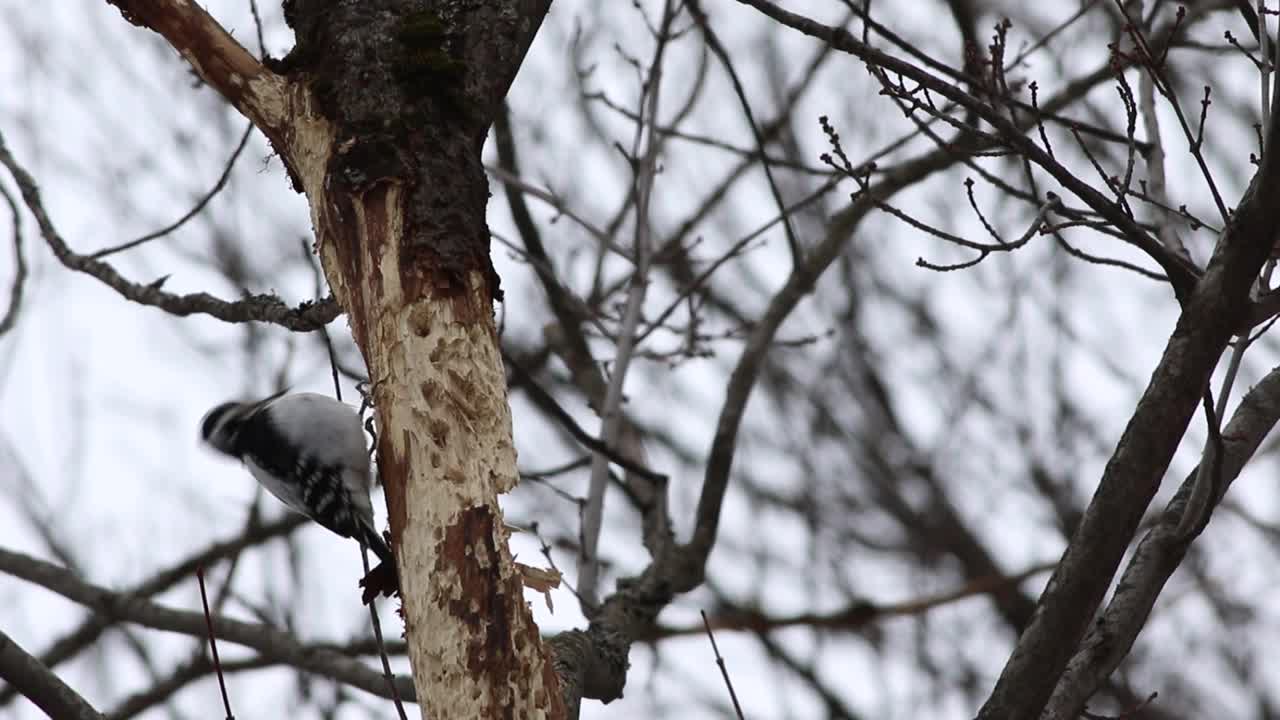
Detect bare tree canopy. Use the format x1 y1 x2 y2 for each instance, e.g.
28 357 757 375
5 1 1280 718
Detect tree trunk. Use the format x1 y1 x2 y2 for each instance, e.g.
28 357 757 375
104 1 561 716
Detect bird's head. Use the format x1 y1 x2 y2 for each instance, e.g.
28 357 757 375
200 401 249 457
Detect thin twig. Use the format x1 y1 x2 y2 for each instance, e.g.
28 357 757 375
1135 6 1192 263
0 181 26 337
701 610 746 720
688 0 802 262
1115 0 1230 225
737 0 1201 298
484 165 624 258
90 122 254 259
360 544 408 720
247 0 266 57
504 349 667 483
1260 1 1272 140
196 566 235 720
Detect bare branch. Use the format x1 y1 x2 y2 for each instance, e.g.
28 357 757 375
981 47 1280 720
578 0 674 610
505 349 668 484
643 562 1056 641
0 513 307 707
0 130 340 331
688 0 802 262
735 0 1202 299
0 546 416 703
106 637 407 720
103 0 288 137
1044 363 1280 718
90 121 256 260
0 627 102 720
0 181 26 337
545 12 1166 710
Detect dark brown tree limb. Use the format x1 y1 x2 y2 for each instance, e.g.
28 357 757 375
0 627 103 720
0 181 25 337
974 50 1280 720
105 0 285 138
1044 363 1280 719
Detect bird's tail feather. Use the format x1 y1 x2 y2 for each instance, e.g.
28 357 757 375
358 523 398 603
361 523 392 563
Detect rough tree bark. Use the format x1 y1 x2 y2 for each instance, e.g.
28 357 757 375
103 1 562 717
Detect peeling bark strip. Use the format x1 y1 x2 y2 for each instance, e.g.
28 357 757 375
106 0 292 148
103 0 558 717
436 505 555 709
108 0 262 100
